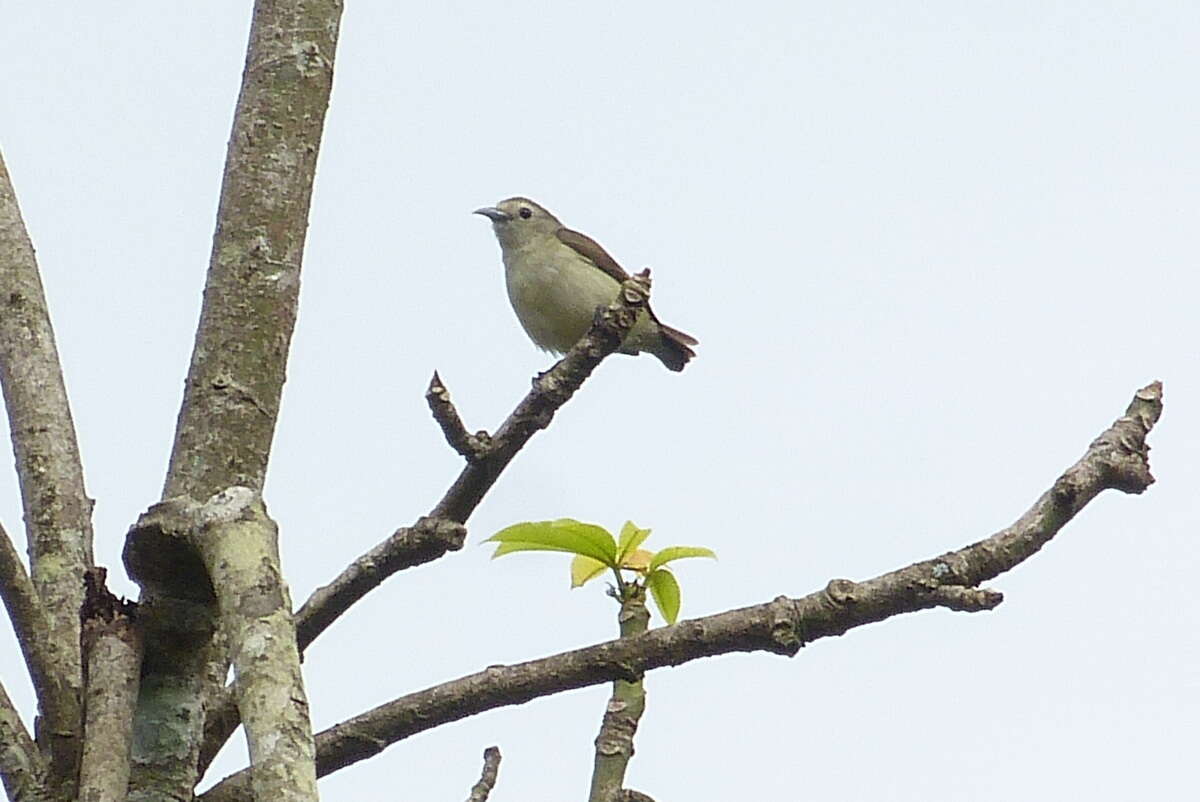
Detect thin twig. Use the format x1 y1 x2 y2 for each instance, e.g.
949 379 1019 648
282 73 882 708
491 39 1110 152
198 382 1161 800
0 521 57 736
427 372 492 461
465 747 502 802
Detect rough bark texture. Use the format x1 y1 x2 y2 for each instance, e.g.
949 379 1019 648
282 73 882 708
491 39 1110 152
0 681 47 802
0 521 56 748
161 0 342 504
123 500 219 802
588 590 650 802
464 747 501 802
78 570 141 802
0 150 93 798
193 488 317 802
127 1 344 798
198 381 1161 801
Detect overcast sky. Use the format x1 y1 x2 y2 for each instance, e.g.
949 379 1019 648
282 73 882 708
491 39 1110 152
2 3 1197 800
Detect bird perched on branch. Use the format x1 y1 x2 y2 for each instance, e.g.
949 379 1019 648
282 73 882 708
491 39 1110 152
474 197 697 371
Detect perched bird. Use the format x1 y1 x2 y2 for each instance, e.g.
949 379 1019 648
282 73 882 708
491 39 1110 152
474 197 697 371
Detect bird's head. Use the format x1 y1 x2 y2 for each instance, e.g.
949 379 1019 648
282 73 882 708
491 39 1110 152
474 197 561 249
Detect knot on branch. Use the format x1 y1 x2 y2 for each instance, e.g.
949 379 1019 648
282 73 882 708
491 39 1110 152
825 578 860 606
574 269 653 363
411 516 468 552
620 270 652 306
767 595 805 654
927 585 1004 612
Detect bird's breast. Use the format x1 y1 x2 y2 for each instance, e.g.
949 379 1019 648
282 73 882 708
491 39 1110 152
502 244 622 353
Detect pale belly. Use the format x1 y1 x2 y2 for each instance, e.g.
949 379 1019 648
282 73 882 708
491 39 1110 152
504 250 655 354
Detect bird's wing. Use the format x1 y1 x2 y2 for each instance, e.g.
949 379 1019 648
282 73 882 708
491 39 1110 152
555 227 630 284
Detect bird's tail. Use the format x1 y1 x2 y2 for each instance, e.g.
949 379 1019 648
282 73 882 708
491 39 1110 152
653 324 698 372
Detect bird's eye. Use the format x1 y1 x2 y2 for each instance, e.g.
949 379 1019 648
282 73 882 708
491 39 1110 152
519 207 532 219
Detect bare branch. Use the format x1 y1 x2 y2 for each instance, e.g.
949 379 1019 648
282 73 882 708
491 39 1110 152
194 488 317 802
429 271 653 524
295 517 467 652
78 569 141 802
160 0 343 504
0 146 93 799
465 747 502 802
122 498 221 800
0 680 48 802
197 381 1161 799
427 372 492 461
130 1 345 797
303 271 653 646
0 521 59 740
588 591 650 802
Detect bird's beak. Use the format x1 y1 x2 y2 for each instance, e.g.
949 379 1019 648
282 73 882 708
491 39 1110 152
473 206 511 223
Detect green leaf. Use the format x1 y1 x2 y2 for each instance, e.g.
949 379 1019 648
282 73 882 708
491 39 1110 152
646 568 681 624
486 519 618 564
616 521 652 563
570 554 609 588
647 546 717 573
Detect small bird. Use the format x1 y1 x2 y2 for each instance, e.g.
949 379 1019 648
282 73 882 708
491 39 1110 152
474 197 697 371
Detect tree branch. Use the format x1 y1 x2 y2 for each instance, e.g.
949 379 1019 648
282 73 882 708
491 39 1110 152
429 271 654 524
194 488 317 802
0 521 59 748
464 747 501 802
0 149 92 795
301 271 653 647
197 381 1161 800
588 589 650 802
78 569 141 802
159 0 343 503
129 0 345 797
295 517 467 653
122 499 221 801
427 372 492 462
0 680 47 802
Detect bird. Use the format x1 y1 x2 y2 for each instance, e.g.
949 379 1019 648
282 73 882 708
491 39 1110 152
474 197 697 371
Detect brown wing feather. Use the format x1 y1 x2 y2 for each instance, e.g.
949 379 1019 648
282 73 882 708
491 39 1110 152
555 227 630 284
558 225 699 369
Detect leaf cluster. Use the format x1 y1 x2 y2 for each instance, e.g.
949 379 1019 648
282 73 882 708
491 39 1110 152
486 520 715 624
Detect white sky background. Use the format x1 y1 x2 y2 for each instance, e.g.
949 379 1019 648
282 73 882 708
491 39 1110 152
2 2 1197 800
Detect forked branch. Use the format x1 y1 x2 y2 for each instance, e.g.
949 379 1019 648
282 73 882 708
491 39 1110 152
199 382 1160 800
